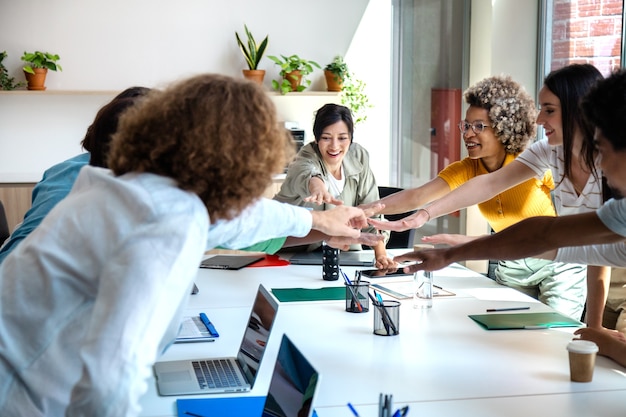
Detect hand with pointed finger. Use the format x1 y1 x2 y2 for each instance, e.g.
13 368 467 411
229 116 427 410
393 247 453 273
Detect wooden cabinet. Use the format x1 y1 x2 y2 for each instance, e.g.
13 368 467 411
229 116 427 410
0 184 34 232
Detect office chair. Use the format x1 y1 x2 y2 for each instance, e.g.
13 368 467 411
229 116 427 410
377 186 417 249
0 201 9 245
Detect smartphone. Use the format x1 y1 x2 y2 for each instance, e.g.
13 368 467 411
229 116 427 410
359 269 413 278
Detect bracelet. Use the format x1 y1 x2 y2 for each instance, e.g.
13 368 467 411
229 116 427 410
419 207 431 222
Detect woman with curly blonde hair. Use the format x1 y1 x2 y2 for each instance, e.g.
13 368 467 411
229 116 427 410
364 74 587 317
0 73 377 416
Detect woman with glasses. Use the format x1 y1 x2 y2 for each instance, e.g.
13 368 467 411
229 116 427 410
363 74 587 318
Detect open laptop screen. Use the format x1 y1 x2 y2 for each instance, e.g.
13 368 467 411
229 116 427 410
237 285 279 385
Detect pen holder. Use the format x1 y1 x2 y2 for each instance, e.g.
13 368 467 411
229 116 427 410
345 280 370 313
373 300 400 336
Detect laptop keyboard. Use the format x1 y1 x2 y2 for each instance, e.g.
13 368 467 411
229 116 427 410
192 359 242 389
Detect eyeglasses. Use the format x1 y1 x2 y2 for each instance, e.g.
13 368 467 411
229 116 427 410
458 121 491 134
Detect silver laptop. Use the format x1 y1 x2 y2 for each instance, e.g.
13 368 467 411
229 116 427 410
288 250 374 266
154 284 279 396
175 334 321 417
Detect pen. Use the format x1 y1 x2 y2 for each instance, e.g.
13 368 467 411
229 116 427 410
199 313 220 337
486 306 531 312
347 402 360 417
184 411 205 417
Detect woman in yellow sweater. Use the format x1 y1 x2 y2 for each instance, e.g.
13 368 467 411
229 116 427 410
363 75 587 318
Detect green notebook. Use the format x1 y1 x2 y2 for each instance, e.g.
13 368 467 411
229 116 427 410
271 287 345 302
469 312 583 330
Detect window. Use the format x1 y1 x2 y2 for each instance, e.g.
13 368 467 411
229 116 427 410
540 0 624 79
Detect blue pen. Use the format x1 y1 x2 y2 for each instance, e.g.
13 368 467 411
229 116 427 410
347 402 360 417
199 313 219 337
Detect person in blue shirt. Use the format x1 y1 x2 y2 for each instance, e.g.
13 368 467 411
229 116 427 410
0 86 150 264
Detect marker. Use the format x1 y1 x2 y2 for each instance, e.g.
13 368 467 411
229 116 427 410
199 313 220 337
347 402 360 417
486 307 530 312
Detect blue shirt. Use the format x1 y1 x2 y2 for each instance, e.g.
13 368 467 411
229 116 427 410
0 153 90 264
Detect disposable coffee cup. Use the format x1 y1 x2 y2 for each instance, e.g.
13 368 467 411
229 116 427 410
566 340 599 382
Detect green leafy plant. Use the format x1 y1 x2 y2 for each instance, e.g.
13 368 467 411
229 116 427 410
235 24 268 70
20 51 62 74
0 51 25 90
268 54 321 94
324 55 349 85
341 74 372 125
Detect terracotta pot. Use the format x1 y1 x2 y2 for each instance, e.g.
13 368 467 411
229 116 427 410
324 70 344 92
24 68 48 91
242 69 265 85
284 70 302 91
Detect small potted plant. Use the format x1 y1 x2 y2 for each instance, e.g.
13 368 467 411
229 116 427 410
0 51 25 91
324 55 349 92
20 50 62 90
268 54 320 94
235 24 268 85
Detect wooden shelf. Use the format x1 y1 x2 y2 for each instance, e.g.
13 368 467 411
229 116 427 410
0 90 341 96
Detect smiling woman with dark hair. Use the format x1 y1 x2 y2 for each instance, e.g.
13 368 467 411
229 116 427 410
274 103 393 269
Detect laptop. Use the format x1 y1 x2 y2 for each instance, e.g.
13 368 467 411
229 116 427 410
288 250 374 267
176 334 321 417
199 254 265 270
154 284 279 396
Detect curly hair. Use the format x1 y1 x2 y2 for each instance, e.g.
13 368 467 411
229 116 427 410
108 73 294 222
463 75 537 154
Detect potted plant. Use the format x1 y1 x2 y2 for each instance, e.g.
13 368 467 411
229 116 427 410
324 55 349 92
268 54 320 94
0 51 25 91
341 74 372 125
235 24 268 85
20 51 62 90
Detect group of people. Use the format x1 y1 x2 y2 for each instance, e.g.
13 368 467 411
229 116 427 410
1 62 626 415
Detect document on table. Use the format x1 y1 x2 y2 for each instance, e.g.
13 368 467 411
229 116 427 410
271 287 344 302
468 312 583 330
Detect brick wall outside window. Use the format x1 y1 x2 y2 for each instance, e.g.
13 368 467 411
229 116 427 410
551 0 623 75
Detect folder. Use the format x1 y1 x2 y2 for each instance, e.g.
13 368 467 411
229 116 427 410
271 287 344 302
468 312 583 330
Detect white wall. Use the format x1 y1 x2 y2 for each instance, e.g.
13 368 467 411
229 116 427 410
0 0 391 183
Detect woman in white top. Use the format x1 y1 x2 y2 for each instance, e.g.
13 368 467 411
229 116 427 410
372 64 611 328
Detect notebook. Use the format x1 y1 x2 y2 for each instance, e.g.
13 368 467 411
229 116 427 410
175 314 218 344
468 312 583 330
154 284 279 395
288 250 374 267
199 255 265 270
176 334 321 417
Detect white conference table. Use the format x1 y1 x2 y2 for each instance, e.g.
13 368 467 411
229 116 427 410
138 256 626 417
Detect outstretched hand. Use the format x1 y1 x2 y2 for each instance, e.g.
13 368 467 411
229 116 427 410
368 209 429 232
325 233 384 251
303 176 344 206
311 204 384 239
393 247 454 273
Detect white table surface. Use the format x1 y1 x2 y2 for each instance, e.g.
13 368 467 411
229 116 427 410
138 261 626 417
